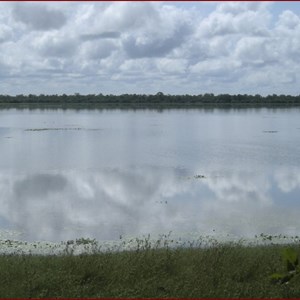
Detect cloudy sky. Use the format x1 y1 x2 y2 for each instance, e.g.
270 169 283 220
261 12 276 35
1 1 300 96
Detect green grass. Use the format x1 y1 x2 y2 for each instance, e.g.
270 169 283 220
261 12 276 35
1 242 300 298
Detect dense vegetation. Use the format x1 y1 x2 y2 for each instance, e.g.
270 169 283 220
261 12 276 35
1 92 300 107
1 243 300 298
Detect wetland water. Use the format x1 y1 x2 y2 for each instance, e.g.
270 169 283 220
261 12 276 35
0 107 300 244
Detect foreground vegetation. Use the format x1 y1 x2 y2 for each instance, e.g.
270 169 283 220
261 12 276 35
1 241 300 298
1 92 300 108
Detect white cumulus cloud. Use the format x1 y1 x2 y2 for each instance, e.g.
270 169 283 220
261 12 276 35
0 2 300 95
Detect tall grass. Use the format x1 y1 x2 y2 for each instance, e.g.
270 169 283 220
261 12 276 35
0 236 300 298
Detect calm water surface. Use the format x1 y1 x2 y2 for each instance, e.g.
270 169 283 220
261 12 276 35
0 107 300 242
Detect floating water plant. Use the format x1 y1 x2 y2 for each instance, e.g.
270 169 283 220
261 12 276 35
25 128 102 131
194 174 206 179
263 130 278 133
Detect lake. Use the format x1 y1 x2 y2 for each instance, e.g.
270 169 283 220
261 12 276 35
0 107 300 244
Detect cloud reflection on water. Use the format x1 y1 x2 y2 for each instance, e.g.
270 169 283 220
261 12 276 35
274 167 300 193
0 167 300 242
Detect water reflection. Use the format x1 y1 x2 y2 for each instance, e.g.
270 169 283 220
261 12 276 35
274 167 300 193
1 167 300 242
1 108 300 243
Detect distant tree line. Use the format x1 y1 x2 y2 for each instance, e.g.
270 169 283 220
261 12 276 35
0 92 300 106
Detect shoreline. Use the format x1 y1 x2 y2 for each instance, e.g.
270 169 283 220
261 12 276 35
1 102 300 110
1 233 299 256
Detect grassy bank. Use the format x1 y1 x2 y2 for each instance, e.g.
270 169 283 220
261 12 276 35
1 243 300 298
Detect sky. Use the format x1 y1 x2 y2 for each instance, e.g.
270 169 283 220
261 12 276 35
1 1 300 96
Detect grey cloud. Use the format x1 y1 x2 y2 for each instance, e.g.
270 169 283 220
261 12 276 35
101 2 159 32
0 61 10 77
13 3 66 31
217 2 268 15
123 25 191 58
40 38 77 58
81 31 121 41
84 41 117 60
0 25 12 44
